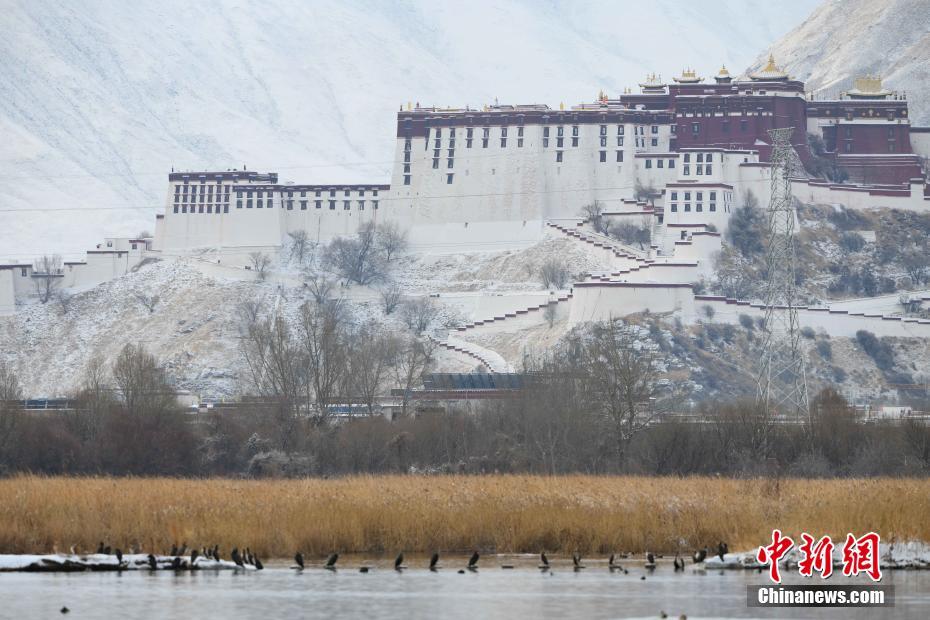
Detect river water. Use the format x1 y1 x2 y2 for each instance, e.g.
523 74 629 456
1 556 927 619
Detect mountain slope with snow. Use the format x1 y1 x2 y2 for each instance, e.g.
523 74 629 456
751 0 930 123
0 0 818 259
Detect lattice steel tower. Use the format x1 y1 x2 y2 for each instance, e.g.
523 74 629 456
756 127 810 419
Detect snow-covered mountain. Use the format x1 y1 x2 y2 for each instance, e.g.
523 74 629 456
0 0 819 260
751 0 930 123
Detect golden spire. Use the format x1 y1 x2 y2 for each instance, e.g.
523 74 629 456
718 64 730 76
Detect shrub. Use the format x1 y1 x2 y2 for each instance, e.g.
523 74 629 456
838 232 865 253
800 326 816 339
816 340 833 360
855 330 895 370
831 366 846 383
739 314 754 330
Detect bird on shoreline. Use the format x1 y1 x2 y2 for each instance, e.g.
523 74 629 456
295 552 305 570
190 549 199 566
693 548 707 564
717 542 728 562
429 552 439 571
325 553 339 570
609 553 622 572
572 552 585 570
115 549 123 568
96 542 104 555
231 548 244 567
645 552 656 570
467 551 480 570
539 552 550 571
147 554 157 571
673 554 684 571
254 555 264 570
394 552 405 571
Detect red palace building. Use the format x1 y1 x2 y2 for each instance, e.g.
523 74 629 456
613 56 927 187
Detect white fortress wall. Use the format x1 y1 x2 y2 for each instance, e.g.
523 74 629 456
568 282 695 324
690 295 930 338
791 178 928 210
0 269 16 315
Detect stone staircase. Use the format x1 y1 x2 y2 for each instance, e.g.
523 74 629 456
432 334 513 373
454 292 573 333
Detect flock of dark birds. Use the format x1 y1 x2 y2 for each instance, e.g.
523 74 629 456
86 541 264 571
290 542 731 574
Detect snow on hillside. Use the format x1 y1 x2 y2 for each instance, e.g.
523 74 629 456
0 0 818 260
751 0 930 123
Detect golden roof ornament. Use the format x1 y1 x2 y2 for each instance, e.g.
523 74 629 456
750 54 789 80
673 67 703 83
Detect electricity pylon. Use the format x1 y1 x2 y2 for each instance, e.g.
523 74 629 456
756 127 810 420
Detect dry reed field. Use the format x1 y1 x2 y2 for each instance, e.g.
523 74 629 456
1 475 928 558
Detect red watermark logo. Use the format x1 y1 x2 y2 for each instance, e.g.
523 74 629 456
757 530 882 583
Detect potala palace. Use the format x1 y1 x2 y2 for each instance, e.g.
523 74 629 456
4 58 930 356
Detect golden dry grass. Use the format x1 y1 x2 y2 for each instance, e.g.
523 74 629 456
1 475 928 558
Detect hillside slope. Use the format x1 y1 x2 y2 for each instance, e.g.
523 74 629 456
751 0 930 123
0 0 817 259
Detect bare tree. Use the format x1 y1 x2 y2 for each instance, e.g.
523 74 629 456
287 230 314 265
610 216 652 250
134 291 159 313
901 249 930 286
581 201 608 234
379 282 403 315
248 252 272 281
111 343 176 416
400 297 441 334
578 319 667 466
298 300 350 419
236 298 265 327
349 323 399 415
33 254 63 303
305 273 336 305
324 222 385 285
539 258 570 289
393 336 436 417
0 359 21 402
56 290 73 314
0 359 23 468
377 221 408 262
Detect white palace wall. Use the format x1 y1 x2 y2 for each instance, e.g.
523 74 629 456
0 269 15 315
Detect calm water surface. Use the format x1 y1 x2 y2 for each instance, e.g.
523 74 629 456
1 556 927 619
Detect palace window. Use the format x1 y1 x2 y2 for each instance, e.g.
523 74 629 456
501 127 508 137
373 200 379 209
247 199 253 208
543 127 550 137
888 143 896 152
435 128 442 138
449 139 455 148
705 164 712 175
617 137 624 146
446 173 454 184
557 137 564 148
543 138 549 148
344 201 350 210
466 128 473 138
329 189 336 197
710 203 716 212
300 200 308 210
466 139 473 148
683 165 690 175
181 205 187 213
600 125 607 136
173 205 179 213
500 138 507 147
433 158 439 169
518 138 523 147
174 195 180 204
315 200 322 209
616 150 623 162
224 205 229 213
705 153 713 162
651 125 658 134
600 151 606 162
572 137 579 147
315 190 322 197
403 151 410 163
696 203 703 212
482 138 488 148
404 175 411 185
645 159 652 169
556 151 563 163
696 165 703 175
684 203 691 212
651 138 658 146
434 139 441 149
657 159 664 168
600 137 607 147
671 192 679 201
670 204 677 212
697 153 703 163
257 199 263 208
237 199 243 209
557 126 564 137
668 159 675 168
483 127 490 138
358 201 365 210
740 119 748 131
617 125 624 135
404 164 410 173
329 200 336 209
447 158 454 168
683 153 690 162
344 189 350 197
